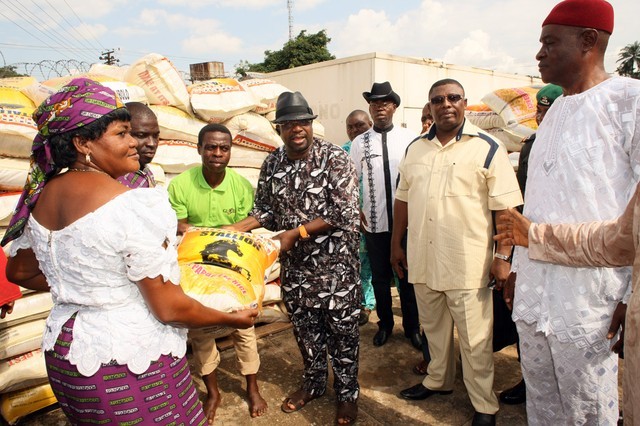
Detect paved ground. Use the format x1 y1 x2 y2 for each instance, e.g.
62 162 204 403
9 289 531 425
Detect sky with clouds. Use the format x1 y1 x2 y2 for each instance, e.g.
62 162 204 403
0 0 637 82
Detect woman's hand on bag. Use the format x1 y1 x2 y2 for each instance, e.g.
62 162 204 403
228 308 259 329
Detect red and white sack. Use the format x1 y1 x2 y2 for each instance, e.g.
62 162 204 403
239 78 289 114
150 105 206 144
228 144 269 169
153 139 200 174
125 53 191 114
0 319 45 360
224 112 283 152
189 78 257 123
0 349 48 393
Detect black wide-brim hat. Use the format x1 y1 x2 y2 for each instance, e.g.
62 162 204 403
272 91 318 124
362 81 401 107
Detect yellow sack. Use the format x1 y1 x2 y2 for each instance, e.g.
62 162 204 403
0 383 57 425
178 228 279 312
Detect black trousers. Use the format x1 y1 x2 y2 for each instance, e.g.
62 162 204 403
364 231 419 334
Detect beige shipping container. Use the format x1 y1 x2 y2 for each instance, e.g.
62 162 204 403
266 52 542 145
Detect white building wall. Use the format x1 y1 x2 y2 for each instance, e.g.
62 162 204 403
267 52 542 145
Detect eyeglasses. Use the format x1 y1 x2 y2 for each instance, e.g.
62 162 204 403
280 119 313 129
370 100 395 108
430 94 464 105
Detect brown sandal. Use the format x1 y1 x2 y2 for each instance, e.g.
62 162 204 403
335 400 358 425
281 388 323 413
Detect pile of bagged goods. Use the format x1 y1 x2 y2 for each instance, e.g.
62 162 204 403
0 53 302 424
464 86 542 169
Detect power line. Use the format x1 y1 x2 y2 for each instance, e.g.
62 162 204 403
0 42 98 53
0 0 96 63
61 0 107 52
0 5 75 62
43 0 104 56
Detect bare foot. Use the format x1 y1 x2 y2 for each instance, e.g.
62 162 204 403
248 389 268 417
336 400 358 425
246 374 268 417
203 392 221 424
202 372 221 425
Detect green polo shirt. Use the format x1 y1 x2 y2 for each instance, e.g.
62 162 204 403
168 166 254 227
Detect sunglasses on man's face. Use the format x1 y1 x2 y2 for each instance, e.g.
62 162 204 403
430 94 465 105
280 119 313 130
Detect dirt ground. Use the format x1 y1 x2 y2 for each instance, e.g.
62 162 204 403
7 288 623 425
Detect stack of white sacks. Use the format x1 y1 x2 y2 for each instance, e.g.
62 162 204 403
0 289 56 424
464 86 541 170
0 54 299 422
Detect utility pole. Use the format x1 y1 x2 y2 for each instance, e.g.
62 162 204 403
288 0 294 40
99 49 119 65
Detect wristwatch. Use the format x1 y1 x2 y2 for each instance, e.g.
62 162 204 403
298 224 311 240
494 252 510 262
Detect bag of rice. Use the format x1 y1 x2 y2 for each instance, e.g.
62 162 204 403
481 87 538 138
228 144 269 169
0 349 48 393
0 319 45 360
125 53 192 114
189 78 257 123
0 158 30 191
0 292 52 330
153 139 200 174
88 63 129 81
178 228 279 312
224 112 283 152
150 105 206 144
0 383 57 425
0 77 38 90
239 78 289 114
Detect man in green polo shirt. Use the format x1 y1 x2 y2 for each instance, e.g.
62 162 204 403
168 123 266 423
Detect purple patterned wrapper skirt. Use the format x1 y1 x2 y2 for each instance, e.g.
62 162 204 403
45 315 207 425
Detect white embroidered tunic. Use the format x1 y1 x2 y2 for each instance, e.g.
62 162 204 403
513 76 640 351
9 187 187 376
349 126 416 233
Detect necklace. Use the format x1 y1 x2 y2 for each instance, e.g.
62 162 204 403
67 168 111 177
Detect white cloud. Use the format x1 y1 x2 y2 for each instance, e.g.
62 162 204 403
132 8 246 57
443 30 517 73
182 33 244 55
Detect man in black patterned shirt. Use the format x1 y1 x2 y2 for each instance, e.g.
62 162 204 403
229 91 361 426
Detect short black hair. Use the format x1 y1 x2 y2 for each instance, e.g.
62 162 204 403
198 123 232 146
428 79 465 98
50 107 131 169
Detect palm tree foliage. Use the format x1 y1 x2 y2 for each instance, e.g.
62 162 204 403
616 41 640 79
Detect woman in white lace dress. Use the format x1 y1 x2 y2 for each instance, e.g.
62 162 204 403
2 78 257 425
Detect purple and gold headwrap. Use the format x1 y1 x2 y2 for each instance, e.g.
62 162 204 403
1 77 124 246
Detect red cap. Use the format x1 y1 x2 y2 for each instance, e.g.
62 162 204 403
542 0 614 34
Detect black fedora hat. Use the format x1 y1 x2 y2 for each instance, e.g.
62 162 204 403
363 81 401 107
272 91 318 124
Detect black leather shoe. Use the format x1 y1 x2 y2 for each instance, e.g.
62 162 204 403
472 412 496 426
499 379 526 405
399 383 453 400
373 329 391 347
408 331 422 351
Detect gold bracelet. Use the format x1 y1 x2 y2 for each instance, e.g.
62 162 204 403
298 224 311 240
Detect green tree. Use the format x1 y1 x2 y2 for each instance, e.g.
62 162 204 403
616 41 640 79
0 65 25 78
237 30 335 75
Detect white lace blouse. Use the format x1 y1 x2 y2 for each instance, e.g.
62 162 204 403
8 187 187 376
